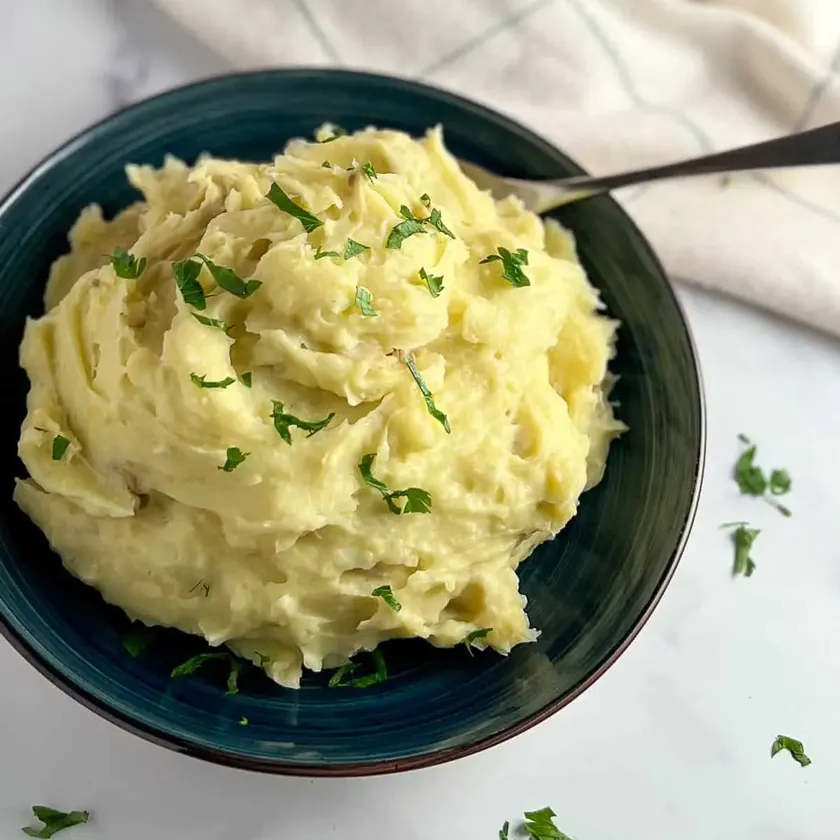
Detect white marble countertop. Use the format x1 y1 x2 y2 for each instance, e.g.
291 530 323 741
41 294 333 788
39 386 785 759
1 2 839 839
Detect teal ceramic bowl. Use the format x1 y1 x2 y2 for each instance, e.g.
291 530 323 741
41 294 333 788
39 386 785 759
0 70 704 776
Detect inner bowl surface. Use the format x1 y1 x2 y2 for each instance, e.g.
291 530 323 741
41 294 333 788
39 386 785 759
0 69 704 776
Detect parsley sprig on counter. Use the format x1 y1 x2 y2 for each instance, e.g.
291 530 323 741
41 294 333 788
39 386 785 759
328 649 388 688
404 354 450 433
523 807 574 840
721 522 759 577
771 734 812 767
358 453 432 514
109 246 145 279
371 585 401 612
266 182 324 233
734 435 792 516
481 247 531 287
270 401 334 444
22 806 90 838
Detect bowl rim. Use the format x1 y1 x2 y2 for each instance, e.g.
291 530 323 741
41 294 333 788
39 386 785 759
0 66 706 778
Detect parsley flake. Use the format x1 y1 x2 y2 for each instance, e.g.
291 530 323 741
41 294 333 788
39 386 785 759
173 258 207 310
266 182 324 233
355 285 377 316
386 206 427 249
771 734 811 767
189 579 211 597
109 246 146 279
361 162 377 181
523 807 574 840
270 401 334 444
722 522 759 577
426 207 455 238
463 627 492 655
344 238 370 259
22 806 89 838
321 160 332 168
328 649 388 688
219 447 249 472
194 253 261 299
190 373 236 389
480 247 531 287
240 372 253 388
419 267 444 297
371 585 401 612
358 453 432 515
404 355 450 432
314 246 342 260
170 651 242 694
191 313 233 334
419 193 431 208
734 436 792 516
319 126 348 143
51 435 70 461
123 627 155 658
239 716 249 726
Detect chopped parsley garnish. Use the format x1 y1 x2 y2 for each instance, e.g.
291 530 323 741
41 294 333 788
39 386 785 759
523 807 573 840
355 285 377 316
385 201 456 249
314 246 342 260
722 522 759 577
344 238 370 259
361 162 377 181
734 435 792 516
194 253 261 299
328 649 388 688
239 716 249 726
219 447 249 472
420 193 431 208
123 627 155 658
109 246 146 279
191 313 233 334
358 453 432 514
426 207 455 238
771 734 811 767
240 372 253 388
404 355 450 432
386 206 427 249
170 651 242 694
321 160 332 168
270 401 334 444
22 806 89 838
319 126 348 143
189 579 211 597
266 182 324 233
463 627 492 655
190 373 236 389
480 247 531 287
51 435 71 461
419 267 444 297
173 257 207 310
371 585 401 612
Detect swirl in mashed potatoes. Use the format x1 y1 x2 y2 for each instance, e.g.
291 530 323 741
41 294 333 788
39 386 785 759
14 126 622 688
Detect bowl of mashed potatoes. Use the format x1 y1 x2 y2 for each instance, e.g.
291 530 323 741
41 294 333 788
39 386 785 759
0 70 704 775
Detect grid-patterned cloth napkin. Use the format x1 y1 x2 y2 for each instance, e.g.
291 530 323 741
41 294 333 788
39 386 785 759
153 0 840 337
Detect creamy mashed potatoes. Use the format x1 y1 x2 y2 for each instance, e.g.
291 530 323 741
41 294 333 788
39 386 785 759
14 126 622 688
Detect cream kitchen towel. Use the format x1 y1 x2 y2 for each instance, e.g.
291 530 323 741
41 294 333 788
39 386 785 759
152 0 840 336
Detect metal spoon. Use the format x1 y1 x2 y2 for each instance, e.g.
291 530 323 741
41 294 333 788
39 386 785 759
458 120 840 213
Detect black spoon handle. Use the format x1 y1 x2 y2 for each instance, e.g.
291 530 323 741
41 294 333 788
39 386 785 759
560 121 840 192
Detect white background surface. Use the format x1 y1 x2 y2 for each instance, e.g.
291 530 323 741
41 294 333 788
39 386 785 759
1 2 838 838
